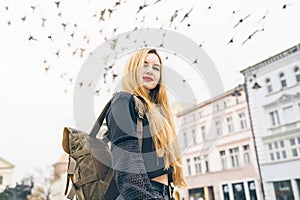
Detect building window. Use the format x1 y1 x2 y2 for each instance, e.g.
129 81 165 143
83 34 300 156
269 110 280 126
215 120 221 136
290 138 300 158
279 72 287 88
187 159 191 176
274 180 294 200
248 181 258 200
226 116 234 133
183 132 188 148
0 176 3 185
265 78 273 93
194 156 202 174
267 140 287 161
243 145 251 165
192 129 197 145
230 147 240 167
220 150 227 169
297 179 300 197
239 113 247 130
222 185 230 200
205 160 209 172
295 66 300 83
233 182 246 200
201 126 206 141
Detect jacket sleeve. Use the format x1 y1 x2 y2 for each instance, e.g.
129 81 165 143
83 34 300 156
106 92 163 200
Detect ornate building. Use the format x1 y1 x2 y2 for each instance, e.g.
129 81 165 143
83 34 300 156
241 43 300 200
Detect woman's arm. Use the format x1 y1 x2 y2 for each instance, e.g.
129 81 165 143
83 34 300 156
106 92 163 200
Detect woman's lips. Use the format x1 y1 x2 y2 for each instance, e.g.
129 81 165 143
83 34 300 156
143 77 153 82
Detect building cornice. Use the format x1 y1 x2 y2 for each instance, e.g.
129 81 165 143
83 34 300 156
241 43 300 77
177 85 245 117
263 92 300 109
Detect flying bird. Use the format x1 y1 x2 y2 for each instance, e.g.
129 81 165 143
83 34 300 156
233 14 250 28
28 34 38 41
41 18 46 27
44 65 51 73
99 9 106 21
61 23 67 31
107 9 115 19
55 50 60 58
282 3 295 9
54 1 60 8
48 35 53 41
30 5 36 13
227 37 234 45
180 7 193 23
137 1 149 14
241 28 264 45
21 16 26 22
169 10 179 27
258 10 269 23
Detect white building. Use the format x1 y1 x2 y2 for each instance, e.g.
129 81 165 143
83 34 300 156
241 44 300 200
0 156 14 192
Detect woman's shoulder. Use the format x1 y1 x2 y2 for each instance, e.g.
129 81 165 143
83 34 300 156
111 91 135 106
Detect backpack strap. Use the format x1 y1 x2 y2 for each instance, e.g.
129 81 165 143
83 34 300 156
90 92 147 151
133 95 146 150
89 93 117 138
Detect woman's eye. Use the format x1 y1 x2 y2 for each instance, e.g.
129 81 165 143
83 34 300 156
154 66 160 71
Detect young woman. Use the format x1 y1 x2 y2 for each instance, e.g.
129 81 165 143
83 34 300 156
105 48 187 199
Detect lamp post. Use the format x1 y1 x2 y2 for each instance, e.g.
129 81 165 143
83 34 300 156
242 81 266 200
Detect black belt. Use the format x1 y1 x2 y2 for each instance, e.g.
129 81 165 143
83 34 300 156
150 180 171 198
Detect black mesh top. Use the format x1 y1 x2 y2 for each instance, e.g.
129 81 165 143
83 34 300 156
105 91 172 199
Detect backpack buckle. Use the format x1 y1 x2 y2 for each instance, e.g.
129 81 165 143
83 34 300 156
138 110 144 119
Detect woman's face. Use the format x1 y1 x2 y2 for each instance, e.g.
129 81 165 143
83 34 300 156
141 53 161 91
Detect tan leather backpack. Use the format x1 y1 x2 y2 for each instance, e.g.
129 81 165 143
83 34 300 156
62 94 145 200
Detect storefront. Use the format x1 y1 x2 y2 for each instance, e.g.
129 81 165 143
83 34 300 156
221 180 258 200
188 186 215 200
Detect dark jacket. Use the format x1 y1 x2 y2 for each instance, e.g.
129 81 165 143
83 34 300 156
106 92 172 200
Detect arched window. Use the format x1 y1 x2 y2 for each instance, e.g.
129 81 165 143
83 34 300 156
279 72 287 88
265 78 273 93
295 66 300 83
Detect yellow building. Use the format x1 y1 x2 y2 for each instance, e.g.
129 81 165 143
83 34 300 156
0 156 14 192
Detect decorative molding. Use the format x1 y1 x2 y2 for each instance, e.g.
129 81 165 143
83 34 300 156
241 44 300 77
263 93 300 109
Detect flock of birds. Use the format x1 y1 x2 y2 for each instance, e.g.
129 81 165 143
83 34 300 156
2 0 299 95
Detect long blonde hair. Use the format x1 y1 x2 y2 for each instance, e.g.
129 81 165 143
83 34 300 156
121 48 187 187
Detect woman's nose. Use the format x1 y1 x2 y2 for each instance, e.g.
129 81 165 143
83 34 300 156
144 66 154 74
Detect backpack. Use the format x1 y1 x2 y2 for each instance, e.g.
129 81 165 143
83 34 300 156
62 93 146 200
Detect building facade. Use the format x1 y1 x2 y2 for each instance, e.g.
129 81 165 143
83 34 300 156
241 43 300 200
50 153 68 200
176 86 263 200
0 156 14 192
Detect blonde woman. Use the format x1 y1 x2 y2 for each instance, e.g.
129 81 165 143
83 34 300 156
105 48 186 199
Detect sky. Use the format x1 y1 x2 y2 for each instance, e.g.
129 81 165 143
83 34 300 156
1 0 300 183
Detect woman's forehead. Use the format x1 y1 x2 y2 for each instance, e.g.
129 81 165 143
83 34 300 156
145 53 160 63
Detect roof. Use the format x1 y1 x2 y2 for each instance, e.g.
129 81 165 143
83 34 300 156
240 43 300 77
0 156 15 169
